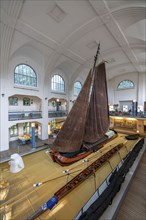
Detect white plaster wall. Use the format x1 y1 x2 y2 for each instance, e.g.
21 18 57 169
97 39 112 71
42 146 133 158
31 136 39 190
145 73 146 100
8 96 41 112
69 68 89 110
8 45 45 99
107 80 115 105
107 72 145 106
138 72 146 105
47 68 69 101
0 95 9 150
0 44 46 151
48 99 67 111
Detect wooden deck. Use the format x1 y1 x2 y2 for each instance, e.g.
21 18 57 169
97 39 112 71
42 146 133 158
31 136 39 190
0 134 144 220
115 152 146 220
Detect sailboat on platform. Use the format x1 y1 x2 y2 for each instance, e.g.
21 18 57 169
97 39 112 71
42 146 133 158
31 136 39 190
50 44 117 166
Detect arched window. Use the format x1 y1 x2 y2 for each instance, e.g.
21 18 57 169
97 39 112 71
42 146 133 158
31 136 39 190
51 74 65 92
117 80 134 90
14 64 37 87
74 81 82 96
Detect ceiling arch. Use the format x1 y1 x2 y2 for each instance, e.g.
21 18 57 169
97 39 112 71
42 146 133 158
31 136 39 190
0 0 145 84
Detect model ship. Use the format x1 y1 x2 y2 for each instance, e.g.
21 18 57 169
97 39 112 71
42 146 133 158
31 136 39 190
50 44 117 166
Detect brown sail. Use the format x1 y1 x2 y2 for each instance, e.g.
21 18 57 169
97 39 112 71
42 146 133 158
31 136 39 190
51 69 92 153
83 62 109 143
50 44 117 165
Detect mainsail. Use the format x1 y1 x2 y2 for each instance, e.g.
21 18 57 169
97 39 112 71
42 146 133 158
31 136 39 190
51 61 109 153
83 62 109 143
51 69 92 153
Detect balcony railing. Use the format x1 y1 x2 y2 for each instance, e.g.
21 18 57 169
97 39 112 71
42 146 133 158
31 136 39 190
109 111 146 118
8 111 42 121
48 110 68 118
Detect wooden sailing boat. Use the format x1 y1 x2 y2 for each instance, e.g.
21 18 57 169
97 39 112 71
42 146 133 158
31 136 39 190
50 44 117 165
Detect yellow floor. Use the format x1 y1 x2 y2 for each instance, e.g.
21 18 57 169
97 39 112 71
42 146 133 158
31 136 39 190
0 134 141 220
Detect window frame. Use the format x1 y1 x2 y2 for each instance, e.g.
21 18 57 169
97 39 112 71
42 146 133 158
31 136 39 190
9 97 18 106
9 124 18 137
117 80 134 90
74 81 82 96
14 64 37 88
23 122 30 135
23 98 30 106
51 74 65 93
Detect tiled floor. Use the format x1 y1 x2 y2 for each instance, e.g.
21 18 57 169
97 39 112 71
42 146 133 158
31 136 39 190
0 137 54 163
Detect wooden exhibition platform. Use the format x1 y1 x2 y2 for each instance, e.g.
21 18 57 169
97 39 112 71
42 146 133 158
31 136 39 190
0 134 143 220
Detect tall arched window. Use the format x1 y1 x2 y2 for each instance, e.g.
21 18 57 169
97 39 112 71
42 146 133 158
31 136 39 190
14 64 37 87
117 80 134 90
51 74 65 92
74 81 82 96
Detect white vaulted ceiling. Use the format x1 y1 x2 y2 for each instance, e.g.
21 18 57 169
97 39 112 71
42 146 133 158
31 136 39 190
0 0 146 82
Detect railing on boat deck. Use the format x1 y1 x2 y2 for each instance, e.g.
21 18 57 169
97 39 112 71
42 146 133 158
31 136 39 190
8 111 42 121
74 138 144 220
48 110 68 118
74 160 123 220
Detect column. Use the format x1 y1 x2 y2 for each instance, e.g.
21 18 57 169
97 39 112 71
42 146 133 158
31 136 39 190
18 123 24 136
39 98 48 140
144 101 146 116
132 101 138 116
31 123 36 149
56 99 60 111
109 116 114 129
137 120 144 135
0 94 9 151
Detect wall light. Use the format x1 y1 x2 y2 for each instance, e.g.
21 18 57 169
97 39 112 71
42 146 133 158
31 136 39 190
31 123 35 127
1 94 5 97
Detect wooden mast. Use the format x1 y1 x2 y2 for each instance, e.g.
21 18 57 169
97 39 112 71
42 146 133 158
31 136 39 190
51 43 100 153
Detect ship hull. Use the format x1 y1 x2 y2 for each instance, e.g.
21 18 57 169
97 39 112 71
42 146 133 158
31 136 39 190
50 132 118 166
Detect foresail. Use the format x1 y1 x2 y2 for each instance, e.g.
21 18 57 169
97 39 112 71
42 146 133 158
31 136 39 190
83 62 109 143
51 70 92 153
